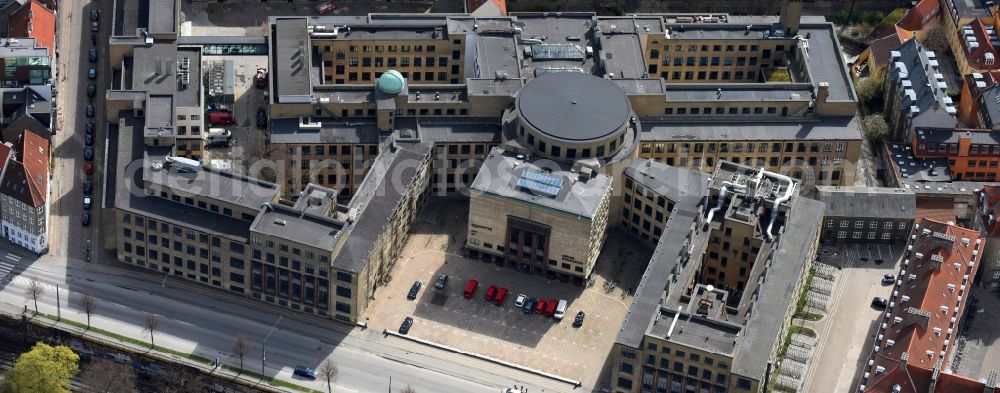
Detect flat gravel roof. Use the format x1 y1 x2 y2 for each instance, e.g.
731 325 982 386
516 73 631 142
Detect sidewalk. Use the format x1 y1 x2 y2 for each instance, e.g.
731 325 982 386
0 301 311 393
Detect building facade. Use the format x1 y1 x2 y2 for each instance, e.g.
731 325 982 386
611 160 824 393
815 186 916 244
0 131 48 254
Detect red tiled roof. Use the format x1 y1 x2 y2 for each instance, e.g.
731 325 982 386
0 129 48 207
864 219 982 390
466 0 506 15
7 0 55 58
898 0 941 31
915 199 956 223
865 362 999 393
959 18 1000 72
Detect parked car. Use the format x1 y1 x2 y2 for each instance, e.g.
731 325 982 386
292 366 316 380
871 297 888 309
493 287 508 306
206 103 230 113
208 111 236 125
399 316 413 335
85 121 95 134
407 281 421 300
85 133 94 146
554 299 567 320
485 285 497 301
434 274 448 289
257 107 268 128
83 196 92 210
85 105 94 118
88 68 96 80
84 147 94 161
523 298 536 314
881 274 896 285
545 299 558 317
463 279 478 299
87 83 96 97
514 294 527 308
89 48 97 63
535 299 546 314
83 181 93 196
572 311 585 327
90 10 100 32
81 212 90 226
83 162 94 175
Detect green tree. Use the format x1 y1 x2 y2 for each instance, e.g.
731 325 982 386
855 77 884 104
8 342 79 393
862 113 890 143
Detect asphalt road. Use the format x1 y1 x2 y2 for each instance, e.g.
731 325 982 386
0 245 572 393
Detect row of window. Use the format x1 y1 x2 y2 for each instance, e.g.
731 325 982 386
917 142 1000 155
828 220 908 230
663 104 788 116
660 67 782 82
330 42 460 54
328 70 458 84
649 43 777 55
836 231 894 240
296 145 378 157
331 56 454 68
642 141 847 154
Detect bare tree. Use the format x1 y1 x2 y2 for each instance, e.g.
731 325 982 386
317 359 339 393
400 386 417 393
79 358 138 393
144 313 161 349
922 26 951 55
80 290 98 329
25 277 44 314
231 334 251 372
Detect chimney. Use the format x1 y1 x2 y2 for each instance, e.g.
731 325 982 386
780 0 803 36
900 351 909 369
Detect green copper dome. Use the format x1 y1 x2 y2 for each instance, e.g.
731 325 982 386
376 70 406 95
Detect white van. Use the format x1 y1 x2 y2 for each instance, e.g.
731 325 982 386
554 299 567 320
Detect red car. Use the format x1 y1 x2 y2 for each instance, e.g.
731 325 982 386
535 299 546 314
84 162 94 175
208 112 236 125
545 298 558 317
463 279 478 299
315 1 335 14
493 287 508 306
485 285 497 301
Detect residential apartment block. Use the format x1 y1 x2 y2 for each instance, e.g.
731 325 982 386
0 130 48 254
857 218 992 392
611 160 823 393
884 39 957 141
815 186 916 244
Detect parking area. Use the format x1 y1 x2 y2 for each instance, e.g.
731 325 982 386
802 242 906 393
364 198 650 387
201 55 270 174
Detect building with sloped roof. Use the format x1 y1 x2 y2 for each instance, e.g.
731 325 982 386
885 39 958 141
858 218 988 391
0 129 47 254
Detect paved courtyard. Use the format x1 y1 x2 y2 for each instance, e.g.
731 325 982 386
365 198 651 389
950 286 1000 379
201 54 270 173
802 242 906 393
